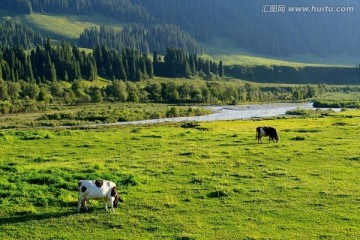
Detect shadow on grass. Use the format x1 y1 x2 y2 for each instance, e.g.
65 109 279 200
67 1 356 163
0 210 79 225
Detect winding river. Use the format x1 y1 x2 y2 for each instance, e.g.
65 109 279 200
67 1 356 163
104 102 326 126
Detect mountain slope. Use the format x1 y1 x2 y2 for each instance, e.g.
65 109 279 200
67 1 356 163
1 0 360 65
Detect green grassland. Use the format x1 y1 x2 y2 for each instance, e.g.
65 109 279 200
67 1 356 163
0 111 359 239
7 13 125 41
202 37 353 67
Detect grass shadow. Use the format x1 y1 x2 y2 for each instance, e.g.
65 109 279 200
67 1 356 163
0 210 79 225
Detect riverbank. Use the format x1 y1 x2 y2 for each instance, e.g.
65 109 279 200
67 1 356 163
104 102 316 126
1 102 343 129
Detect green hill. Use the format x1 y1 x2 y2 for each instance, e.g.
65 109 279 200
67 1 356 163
1 0 360 84
2 0 360 66
1 11 351 69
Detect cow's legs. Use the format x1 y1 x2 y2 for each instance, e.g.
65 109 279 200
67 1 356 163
83 199 88 210
77 198 82 212
104 199 109 211
105 198 115 212
77 198 88 212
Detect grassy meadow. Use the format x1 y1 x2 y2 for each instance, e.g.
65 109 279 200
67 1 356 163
0 110 359 239
9 13 126 41
202 37 354 67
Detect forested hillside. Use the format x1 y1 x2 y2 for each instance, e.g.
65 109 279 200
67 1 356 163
0 39 220 83
0 20 44 49
2 0 360 59
79 24 202 54
1 38 353 115
0 0 360 86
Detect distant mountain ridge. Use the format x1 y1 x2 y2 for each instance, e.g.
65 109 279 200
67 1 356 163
2 0 360 62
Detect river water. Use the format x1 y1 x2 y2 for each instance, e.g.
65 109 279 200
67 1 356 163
107 102 321 126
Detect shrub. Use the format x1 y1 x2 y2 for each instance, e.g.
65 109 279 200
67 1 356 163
291 136 306 141
120 175 139 187
208 189 230 198
313 100 360 109
181 122 200 128
0 164 18 173
166 107 180 117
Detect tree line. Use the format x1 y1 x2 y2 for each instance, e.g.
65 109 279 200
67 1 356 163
0 20 44 49
0 18 202 58
4 0 153 23
0 75 339 115
0 39 229 113
225 65 360 85
0 39 222 83
79 24 202 55
5 0 360 58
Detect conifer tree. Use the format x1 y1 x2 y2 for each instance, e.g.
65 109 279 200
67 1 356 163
0 79 8 100
0 57 3 79
44 53 56 82
218 61 224 77
24 55 34 81
205 60 211 77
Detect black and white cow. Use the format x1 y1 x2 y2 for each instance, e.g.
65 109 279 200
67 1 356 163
256 126 279 143
77 180 123 212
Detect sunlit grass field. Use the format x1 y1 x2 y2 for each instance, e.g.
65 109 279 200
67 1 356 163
202 37 353 67
10 13 125 40
0 110 359 239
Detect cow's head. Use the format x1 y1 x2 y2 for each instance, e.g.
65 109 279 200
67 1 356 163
113 195 124 207
111 186 124 208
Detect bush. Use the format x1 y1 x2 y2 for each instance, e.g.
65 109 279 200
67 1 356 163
291 136 306 141
166 107 180 117
208 189 230 198
120 175 139 186
286 108 334 117
0 163 18 173
313 100 360 108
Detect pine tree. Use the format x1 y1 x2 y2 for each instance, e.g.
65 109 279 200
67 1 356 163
205 60 211 78
24 55 34 81
0 79 8 100
0 58 3 79
44 53 56 82
44 37 52 54
218 61 224 77
145 57 154 78
189 54 196 74
88 59 97 81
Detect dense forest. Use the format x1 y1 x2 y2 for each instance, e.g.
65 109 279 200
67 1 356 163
0 38 220 83
1 18 359 85
225 65 360 85
3 0 360 58
79 24 202 55
0 0 359 115
0 21 44 49
0 38 351 114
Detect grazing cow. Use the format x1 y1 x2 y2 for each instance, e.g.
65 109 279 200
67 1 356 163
256 126 279 143
77 180 123 212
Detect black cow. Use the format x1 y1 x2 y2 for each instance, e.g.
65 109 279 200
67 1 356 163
256 126 279 143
